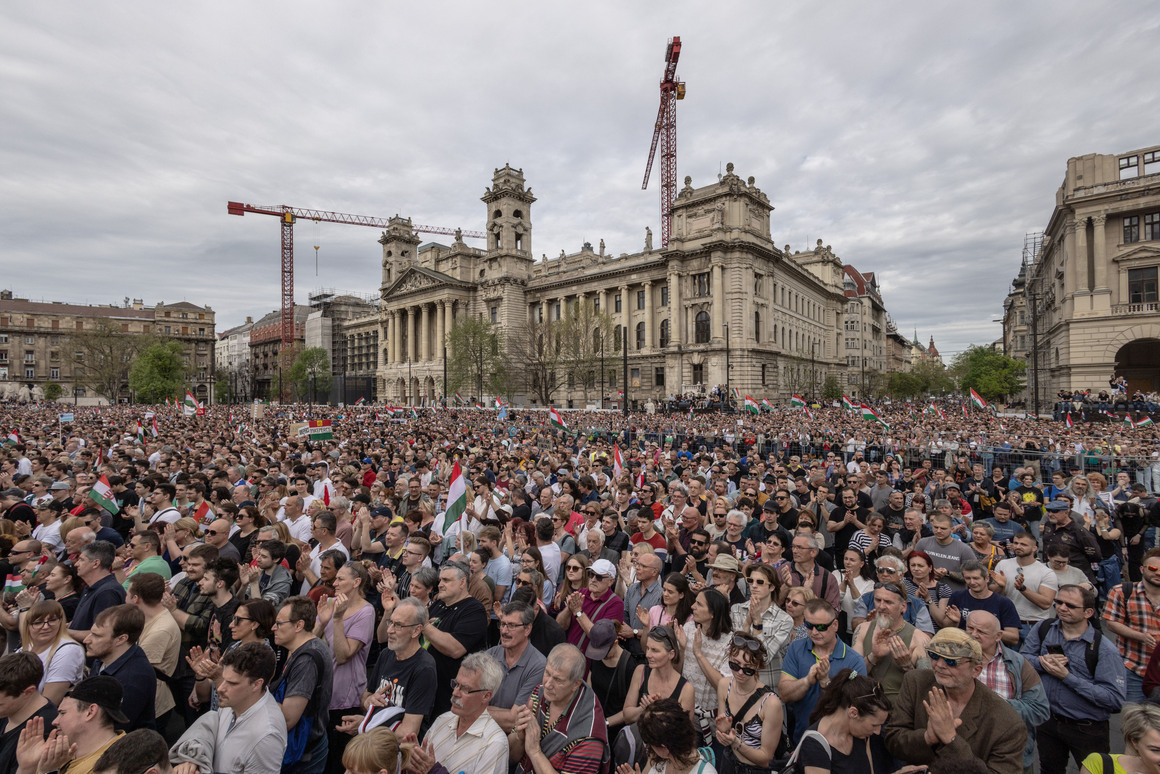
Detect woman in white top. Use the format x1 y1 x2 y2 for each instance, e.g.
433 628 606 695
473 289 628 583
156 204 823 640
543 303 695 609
675 588 732 743
834 548 875 640
18 599 84 705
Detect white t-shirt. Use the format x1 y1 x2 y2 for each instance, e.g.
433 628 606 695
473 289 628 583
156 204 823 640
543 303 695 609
33 521 62 551
150 507 182 525
30 640 86 691
995 558 1059 622
538 542 562 589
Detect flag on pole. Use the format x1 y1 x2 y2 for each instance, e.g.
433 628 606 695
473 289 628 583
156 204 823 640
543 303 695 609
495 397 504 409
354 397 366 406
860 404 890 429
443 457 468 532
743 396 760 415
410 408 420 419
193 500 213 527
1139 417 1155 427
183 391 198 417
687 405 694 421
613 444 623 479
790 395 805 408
761 398 775 412
136 420 144 443
1066 413 1074 428
454 392 465 406
1125 415 1137 429
3 431 18 446
635 469 645 489
151 416 158 438
969 388 988 410
549 407 568 430
842 395 856 411
91 475 120 515
732 387 741 402
804 405 814 420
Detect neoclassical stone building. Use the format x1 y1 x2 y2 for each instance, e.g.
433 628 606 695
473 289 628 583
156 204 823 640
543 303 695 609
1007 144 1160 403
376 163 852 407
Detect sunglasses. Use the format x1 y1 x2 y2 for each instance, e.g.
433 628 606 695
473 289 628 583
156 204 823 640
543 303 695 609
586 570 610 580
926 650 963 668
731 635 761 652
1053 599 1083 611
232 616 253 625
728 660 757 676
690 539 707 547
803 620 836 632
1145 565 1160 574
875 566 899 574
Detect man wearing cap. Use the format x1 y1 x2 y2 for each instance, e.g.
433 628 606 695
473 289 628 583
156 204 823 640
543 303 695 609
558 558 624 651
84 604 157 731
884 628 1026 774
0 488 36 529
350 505 394 566
1041 499 1100 585
485 602 547 733
170 643 287 774
32 498 64 554
14 676 125 774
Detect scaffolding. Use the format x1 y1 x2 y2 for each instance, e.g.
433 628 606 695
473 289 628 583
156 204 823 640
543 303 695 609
1022 231 1045 416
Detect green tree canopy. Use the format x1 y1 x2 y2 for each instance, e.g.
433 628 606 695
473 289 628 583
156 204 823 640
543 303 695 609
288 347 332 402
950 345 1026 403
129 341 187 404
43 381 63 401
445 317 504 401
885 360 956 400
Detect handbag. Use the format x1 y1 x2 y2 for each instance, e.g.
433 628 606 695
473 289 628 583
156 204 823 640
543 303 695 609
776 730 830 774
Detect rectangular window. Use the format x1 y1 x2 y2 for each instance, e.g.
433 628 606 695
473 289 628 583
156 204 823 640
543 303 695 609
654 367 665 387
660 286 669 307
198 328 205 335
631 367 640 386
553 302 561 320
164 326 171 334
0 352 6 362
49 351 58 361
694 273 711 297
1146 151 1160 177
636 290 645 310
1146 213 1160 241
593 297 600 311
25 368 34 380
24 336 34 345
24 352 34 363
49 367 59 380
692 363 704 385
608 369 616 386
490 306 498 323
0 334 6 343
1121 155 1140 180
615 294 622 313
1128 267 1159 304
1126 215 1140 243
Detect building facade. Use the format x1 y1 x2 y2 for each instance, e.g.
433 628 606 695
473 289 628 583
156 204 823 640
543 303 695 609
841 265 888 397
0 291 215 404
249 305 309 401
216 316 254 403
1007 144 1160 404
375 164 856 407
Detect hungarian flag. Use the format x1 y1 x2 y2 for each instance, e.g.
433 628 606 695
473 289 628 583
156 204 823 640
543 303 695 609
454 392 465 406
1125 415 1137 429
613 444 623 479
3 431 18 446
354 397 366 406
443 457 468 532
635 469 645 489
732 387 741 402
410 408 420 419
969 388 988 410
762 398 775 412
550 407 568 430
804 406 814 420
193 500 213 526
1139 417 1155 427
1066 413 1074 428
91 474 120 515
790 395 805 408
744 396 760 415
473 402 485 409
136 420 144 443
183 391 199 417
4 573 25 595
860 404 890 429
842 395 856 411
151 416 158 438
322 486 331 507
494 397 504 409
687 405 694 421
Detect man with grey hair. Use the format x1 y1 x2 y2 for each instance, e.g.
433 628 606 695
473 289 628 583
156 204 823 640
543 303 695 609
509 644 610 774
423 561 489 716
485 602 547 732
411 652 508 774
850 554 935 634
337 596 435 739
581 527 618 565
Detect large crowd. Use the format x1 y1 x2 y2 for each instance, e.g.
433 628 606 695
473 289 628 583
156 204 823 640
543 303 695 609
2 397 1160 774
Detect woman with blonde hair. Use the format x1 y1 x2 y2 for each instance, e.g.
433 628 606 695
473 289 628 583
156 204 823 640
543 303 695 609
1082 702 1160 773
163 517 203 571
341 726 412 774
783 586 816 643
18 599 84 705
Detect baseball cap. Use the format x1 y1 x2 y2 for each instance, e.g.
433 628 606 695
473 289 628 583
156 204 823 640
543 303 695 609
927 628 983 664
1045 500 1071 512
584 619 618 660
50 482 71 491
67 676 129 724
589 558 617 579
369 506 393 519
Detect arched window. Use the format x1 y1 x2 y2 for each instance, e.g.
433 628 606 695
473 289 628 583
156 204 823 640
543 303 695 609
695 311 711 344
755 311 761 343
636 322 645 350
659 319 671 348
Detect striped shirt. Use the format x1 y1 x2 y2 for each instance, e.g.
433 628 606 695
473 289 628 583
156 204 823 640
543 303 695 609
1103 581 1160 676
423 709 509 774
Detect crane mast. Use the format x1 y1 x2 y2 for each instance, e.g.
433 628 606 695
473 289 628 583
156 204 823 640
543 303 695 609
641 36 684 248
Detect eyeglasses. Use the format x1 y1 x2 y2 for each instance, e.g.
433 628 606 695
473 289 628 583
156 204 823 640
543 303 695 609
30 617 61 629
567 565 583 572
802 620 836 632
689 539 707 547
1145 564 1160 574
775 496 788 501
731 635 761 652
499 621 529 630
926 650 963 668
450 679 489 695
1053 599 1083 611
386 619 421 629
232 616 253 625
875 566 899 575
271 619 294 628
748 577 769 586
728 660 757 676
206 529 223 537
586 570 610 581
515 579 532 588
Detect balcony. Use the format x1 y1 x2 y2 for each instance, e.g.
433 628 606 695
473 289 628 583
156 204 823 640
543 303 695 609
1112 302 1160 316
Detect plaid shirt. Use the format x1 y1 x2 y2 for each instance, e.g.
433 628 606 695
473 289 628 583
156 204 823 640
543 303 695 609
172 576 215 649
1102 581 1160 676
980 647 1014 699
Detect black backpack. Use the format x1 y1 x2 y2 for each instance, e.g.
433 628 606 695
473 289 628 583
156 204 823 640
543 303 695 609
1033 618 1101 680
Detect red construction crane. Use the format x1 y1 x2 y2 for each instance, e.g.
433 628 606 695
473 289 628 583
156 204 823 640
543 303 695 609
226 201 484 401
641 36 685 248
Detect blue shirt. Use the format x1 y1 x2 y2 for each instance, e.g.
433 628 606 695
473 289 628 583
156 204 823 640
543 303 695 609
1021 620 1126 721
71 573 127 632
781 638 866 743
981 517 1021 545
948 590 1021 632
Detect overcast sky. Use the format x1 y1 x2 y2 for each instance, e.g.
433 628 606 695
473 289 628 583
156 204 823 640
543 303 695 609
3 2 1158 361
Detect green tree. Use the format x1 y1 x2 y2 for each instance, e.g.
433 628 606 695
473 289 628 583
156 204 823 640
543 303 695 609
68 320 152 403
288 348 332 403
911 359 956 396
214 367 231 404
822 374 843 401
129 341 187 404
950 345 1026 403
43 381 63 401
446 317 504 401
506 317 567 405
557 304 617 404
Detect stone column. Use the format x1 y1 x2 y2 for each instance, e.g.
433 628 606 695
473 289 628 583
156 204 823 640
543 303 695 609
643 281 654 349
422 301 431 364
385 314 394 365
711 263 724 340
541 299 549 325
1093 214 1108 291
444 301 454 360
669 271 681 346
406 307 416 362
619 284 630 350
1073 218 1089 292
436 300 446 360
392 311 401 364
598 290 608 317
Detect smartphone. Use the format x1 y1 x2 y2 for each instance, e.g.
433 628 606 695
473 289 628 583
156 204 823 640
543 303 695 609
1046 644 1065 656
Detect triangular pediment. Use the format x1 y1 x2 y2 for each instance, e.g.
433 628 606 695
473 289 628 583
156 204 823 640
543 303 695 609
383 266 471 298
1113 244 1160 265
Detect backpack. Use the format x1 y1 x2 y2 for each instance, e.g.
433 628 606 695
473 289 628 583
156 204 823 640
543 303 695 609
778 730 831 774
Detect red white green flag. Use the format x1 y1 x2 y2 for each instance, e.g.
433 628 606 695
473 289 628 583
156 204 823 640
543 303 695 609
1139 417 1155 427
860 404 890 429
550 407 568 430
443 457 468 532
1125 415 1137 429
744 396 760 414
761 398 775 412
790 395 805 408
91 474 120 515
969 388 988 410
193 500 213 526
183 391 198 417
1066 413 1074 428
842 395 856 411
613 444 623 479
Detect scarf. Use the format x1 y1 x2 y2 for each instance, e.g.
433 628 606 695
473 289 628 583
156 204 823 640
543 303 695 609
517 682 609 774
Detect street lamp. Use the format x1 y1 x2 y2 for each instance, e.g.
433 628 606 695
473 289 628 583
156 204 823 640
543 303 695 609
622 325 629 417
600 333 605 410
723 323 730 410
